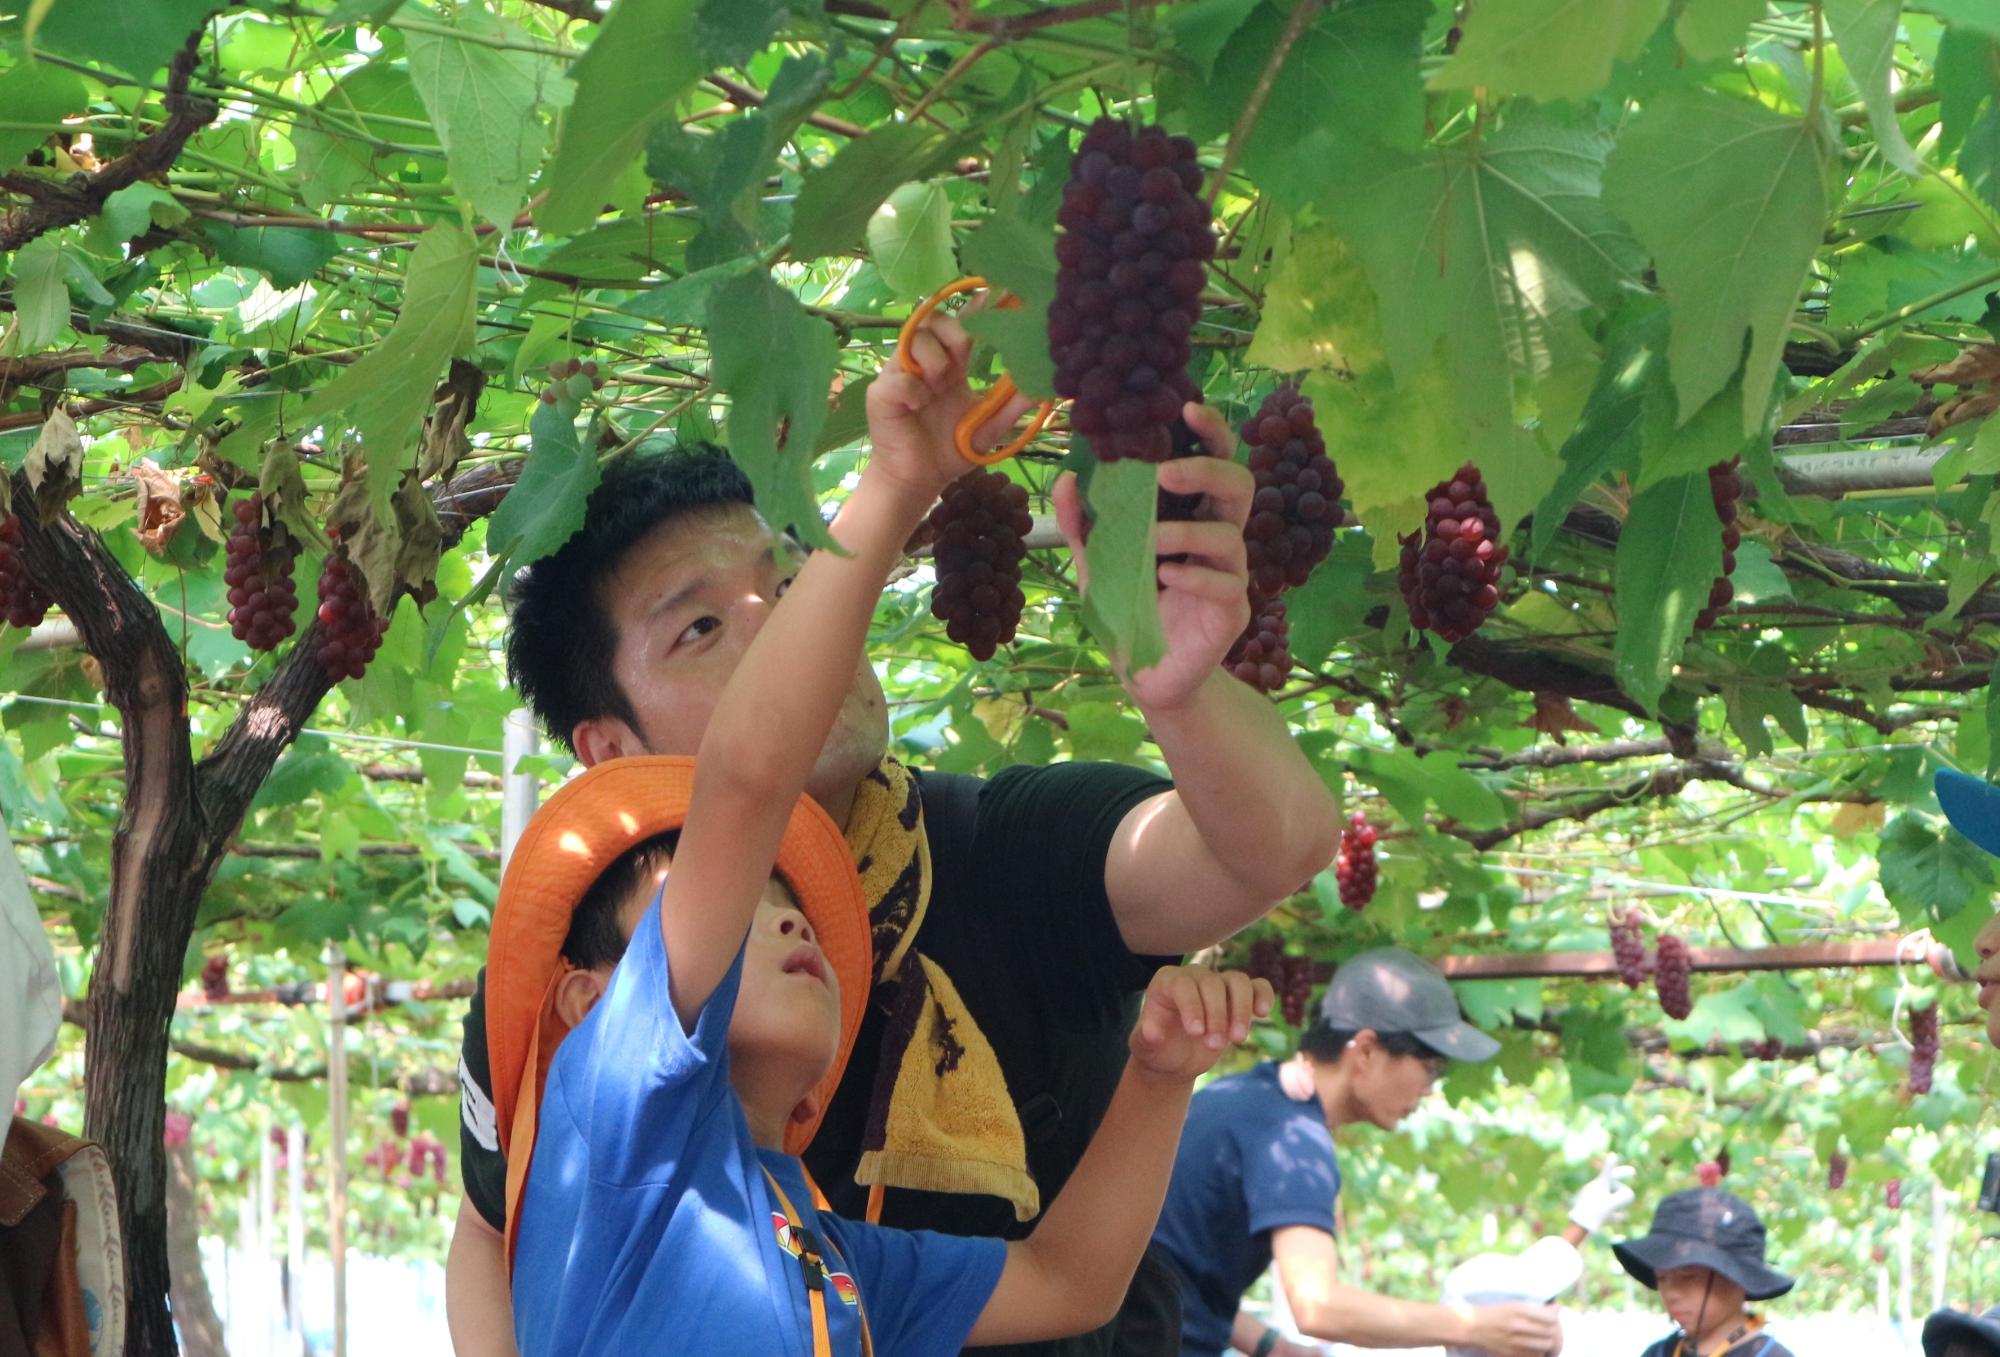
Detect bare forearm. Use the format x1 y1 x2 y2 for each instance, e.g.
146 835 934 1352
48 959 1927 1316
446 1201 520 1357
1232 1310 1272 1354
1290 1282 1479 1349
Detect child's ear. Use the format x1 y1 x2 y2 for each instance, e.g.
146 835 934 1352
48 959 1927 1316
554 968 609 1029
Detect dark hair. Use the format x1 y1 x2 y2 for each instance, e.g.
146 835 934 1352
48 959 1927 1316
561 831 680 971
506 446 755 755
1299 1024 1441 1064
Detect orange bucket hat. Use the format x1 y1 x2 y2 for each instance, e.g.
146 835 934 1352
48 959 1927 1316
485 755 871 1266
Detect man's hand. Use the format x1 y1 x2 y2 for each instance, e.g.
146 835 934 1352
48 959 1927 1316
1131 964 1272 1082
866 307 1035 503
1466 1301 1563 1357
1053 402 1255 712
1568 1157 1637 1234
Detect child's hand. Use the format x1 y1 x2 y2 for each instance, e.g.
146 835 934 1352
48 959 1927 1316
1053 404 1257 712
1130 964 1272 1082
866 307 1036 503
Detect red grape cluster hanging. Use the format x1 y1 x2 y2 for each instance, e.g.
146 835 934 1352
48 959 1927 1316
925 469 1033 662
1694 456 1744 630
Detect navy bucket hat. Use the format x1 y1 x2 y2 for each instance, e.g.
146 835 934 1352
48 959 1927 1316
1938 769 2000 858
1613 1188 1794 1302
1926 1303 2000 1356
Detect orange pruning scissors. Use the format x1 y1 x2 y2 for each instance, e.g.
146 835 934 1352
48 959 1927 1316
895 276 1056 467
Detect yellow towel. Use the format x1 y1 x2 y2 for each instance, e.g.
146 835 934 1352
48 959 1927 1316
845 760 1039 1222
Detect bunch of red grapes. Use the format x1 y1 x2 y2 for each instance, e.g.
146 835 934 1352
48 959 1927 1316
390 1099 411 1138
407 1131 448 1185
200 954 229 1003
1693 456 1744 630
1907 1003 1939 1095
1241 386 1342 597
224 494 299 652
1223 590 1291 693
1609 910 1648 989
314 552 390 682
0 514 54 629
1334 812 1378 910
925 469 1034 662
1654 933 1693 1020
1398 463 1506 642
1828 1153 1849 1190
1244 938 1317 1028
1049 118 1213 462
1886 1178 1903 1210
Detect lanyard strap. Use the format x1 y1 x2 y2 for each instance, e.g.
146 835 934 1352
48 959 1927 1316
762 1166 875 1357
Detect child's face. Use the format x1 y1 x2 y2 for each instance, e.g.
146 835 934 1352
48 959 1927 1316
1976 911 2000 1048
727 879 842 1085
1656 1266 1746 1338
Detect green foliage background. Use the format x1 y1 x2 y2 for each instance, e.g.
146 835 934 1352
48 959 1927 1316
7 0 2000 1312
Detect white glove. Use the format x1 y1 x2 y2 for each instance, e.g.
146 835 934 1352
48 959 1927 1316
1568 1158 1636 1234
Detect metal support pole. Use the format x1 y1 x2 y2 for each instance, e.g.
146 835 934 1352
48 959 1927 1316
1933 1181 1949 1312
501 706 541 871
325 946 349 1357
286 1121 305 1347
1901 1205 1914 1328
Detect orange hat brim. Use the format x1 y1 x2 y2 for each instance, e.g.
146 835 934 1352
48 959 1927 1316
487 756 870 1247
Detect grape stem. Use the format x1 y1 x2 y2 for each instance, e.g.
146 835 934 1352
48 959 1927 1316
1207 0 1329 212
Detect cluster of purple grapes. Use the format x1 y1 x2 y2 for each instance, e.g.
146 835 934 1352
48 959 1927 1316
1245 938 1319 1028
926 469 1034 662
1654 933 1693 1020
1908 1004 1939 1095
1828 1153 1848 1190
1609 910 1648 989
0 515 54 629
1397 463 1506 642
314 552 390 682
1334 812 1377 910
1694 457 1744 630
200 954 229 1003
1049 119 1213 462
224 494 299 652
1242 387 1342 597
1223 590 1291 694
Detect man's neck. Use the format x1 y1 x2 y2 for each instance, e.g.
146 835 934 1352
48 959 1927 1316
1284 1054 1354 1132
1687 1309 1750 1353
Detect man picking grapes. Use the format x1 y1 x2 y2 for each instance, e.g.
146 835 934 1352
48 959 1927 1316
1152 949 1632 1357
445 304 1340 1357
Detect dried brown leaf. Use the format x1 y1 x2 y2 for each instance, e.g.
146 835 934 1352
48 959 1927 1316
1526 691 1597 745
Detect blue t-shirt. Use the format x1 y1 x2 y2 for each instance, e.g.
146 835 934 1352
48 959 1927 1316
511 893 1008 1357
1150 1063 1341 1357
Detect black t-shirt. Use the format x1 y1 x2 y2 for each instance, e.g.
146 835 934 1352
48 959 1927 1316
458 760 1177 1356
1639 1330 1796 1357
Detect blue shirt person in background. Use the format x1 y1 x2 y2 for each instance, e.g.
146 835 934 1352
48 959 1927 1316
1154 948 1631 1357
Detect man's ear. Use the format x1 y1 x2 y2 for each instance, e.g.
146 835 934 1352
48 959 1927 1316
553 968 608 1029
573 716 644 768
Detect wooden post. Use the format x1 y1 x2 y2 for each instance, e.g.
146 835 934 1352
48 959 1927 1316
326 945 349 1357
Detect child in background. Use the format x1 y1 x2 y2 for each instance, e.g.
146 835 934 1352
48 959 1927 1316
1612 1188 1797 1357
492 320 1273 1356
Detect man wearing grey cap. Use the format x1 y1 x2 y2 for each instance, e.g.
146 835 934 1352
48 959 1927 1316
1151 948 1617 1357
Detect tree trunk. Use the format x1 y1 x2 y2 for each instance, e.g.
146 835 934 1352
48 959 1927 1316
166 1140 230 1357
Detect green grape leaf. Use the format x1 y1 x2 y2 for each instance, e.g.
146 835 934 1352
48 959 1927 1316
1634 371 1753 491
1602 91 1828 435
1320 110 1639 531
1432 0 1669 103
486 386 601 569
201 223 348 290
537 0 704 237
1675 0 1768 60
1078 457 1166 676
292 224 478 526
5 239 67 353
0 57 83 173
1879 811 1999 928
1613 471 1725 711
405 5 559 231
866 181 957 301
91 183 188 253
1285 533 1375 671
1169 0 1263 78
1825 0 1923 175
1245 229 1381 374
28 0 215 82
790 121 964 260
706 269 839 549
1531 302 1664 553
960 216 1058 402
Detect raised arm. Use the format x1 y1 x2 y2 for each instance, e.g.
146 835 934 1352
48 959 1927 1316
1270 1227 1562 1357
967 966 1273 1345
1053 404 1340 957
658 320 985 1027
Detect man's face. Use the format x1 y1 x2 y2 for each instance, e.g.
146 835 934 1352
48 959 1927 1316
577 505 890 806
1656 1266 1745 1339
1976 911 2000 1048
1349 1033 1446 1130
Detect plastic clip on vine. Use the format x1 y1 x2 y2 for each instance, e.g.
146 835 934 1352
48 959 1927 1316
894 277 1056 467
